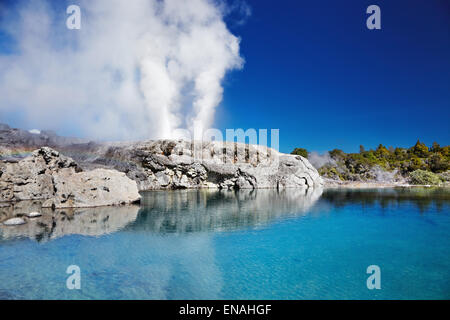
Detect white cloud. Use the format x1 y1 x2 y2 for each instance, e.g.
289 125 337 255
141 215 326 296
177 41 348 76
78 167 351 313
0 0 243 141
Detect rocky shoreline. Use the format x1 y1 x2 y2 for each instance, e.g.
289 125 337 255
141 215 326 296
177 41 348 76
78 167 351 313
3 123 445 225
0 124 323 215
320 177 443 189
0 147 141 210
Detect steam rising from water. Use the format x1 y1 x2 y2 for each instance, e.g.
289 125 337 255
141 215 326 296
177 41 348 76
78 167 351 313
0 0 243 140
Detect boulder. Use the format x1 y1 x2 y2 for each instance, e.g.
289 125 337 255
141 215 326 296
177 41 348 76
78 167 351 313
26 211 42 218
0 147 141 208
0 147 79 202
42 168 141 208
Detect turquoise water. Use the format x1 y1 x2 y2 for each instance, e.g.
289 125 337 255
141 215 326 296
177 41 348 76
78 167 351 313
0 188 449 299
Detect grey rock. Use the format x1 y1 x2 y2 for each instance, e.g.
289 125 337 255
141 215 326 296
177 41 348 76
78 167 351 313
0 147 79 202
3 217 26 226
82 140 323 191
1 124 323 192
26 211 42 218
42 168 141 208
1 147 140 208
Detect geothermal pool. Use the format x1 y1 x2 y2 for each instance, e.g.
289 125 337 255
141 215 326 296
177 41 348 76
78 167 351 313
0 188 449 299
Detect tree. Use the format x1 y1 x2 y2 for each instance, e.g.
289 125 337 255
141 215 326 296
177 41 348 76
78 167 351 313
410 139 429 158
329 149 345 160
375 144 389 157
291 148 308 158
441 146 450 158
359 145 365 153
429 153 449 173
431 142 441 153
410 157 426 171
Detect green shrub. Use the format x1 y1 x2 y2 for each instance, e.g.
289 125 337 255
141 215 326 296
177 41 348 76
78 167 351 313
329 149 345 160
292 140 449 181
291 148 308 158
438 171 450 183
409 169 441 185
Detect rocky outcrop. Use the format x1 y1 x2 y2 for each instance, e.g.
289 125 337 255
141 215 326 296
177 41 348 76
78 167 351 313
42 168 141 208
87 140 323 191
0 147 80 202
1 123 323 193
0 147 141 207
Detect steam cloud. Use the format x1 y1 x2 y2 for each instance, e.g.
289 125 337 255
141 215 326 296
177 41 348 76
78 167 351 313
0 0 244 140
307 151 336 169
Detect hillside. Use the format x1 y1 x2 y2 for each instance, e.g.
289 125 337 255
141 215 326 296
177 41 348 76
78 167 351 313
292 141 450 186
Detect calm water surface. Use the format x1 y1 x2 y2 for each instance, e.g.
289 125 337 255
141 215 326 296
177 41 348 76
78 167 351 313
0 187 449 299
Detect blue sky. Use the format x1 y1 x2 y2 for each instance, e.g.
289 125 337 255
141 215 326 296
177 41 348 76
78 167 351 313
219 0 450 153
0 0 449 153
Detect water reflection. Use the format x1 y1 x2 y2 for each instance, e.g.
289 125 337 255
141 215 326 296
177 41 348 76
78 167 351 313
0 187 449 299
2 187 448 242
0 188 322 241
129 188 323 234
0 202 139 242
321 187 450 213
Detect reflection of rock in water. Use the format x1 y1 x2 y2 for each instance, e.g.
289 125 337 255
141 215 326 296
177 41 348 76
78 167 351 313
0 188 322 241
129 188 323 234
0 202 139 242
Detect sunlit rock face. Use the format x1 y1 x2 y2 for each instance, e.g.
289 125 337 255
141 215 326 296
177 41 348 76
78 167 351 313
0 202 139 242
42 168 141 209
0 147 80 202
1 124 322 193
0 147 140 207
131 188 323 234
72 140 323 191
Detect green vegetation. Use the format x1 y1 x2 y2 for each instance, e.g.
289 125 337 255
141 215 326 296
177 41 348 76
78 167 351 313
409 170 441 185
292 140 450 183
290 148 308 158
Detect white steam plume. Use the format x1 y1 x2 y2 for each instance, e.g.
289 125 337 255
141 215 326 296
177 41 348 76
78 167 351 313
0 0 243 140
307 151 336 169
